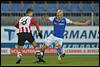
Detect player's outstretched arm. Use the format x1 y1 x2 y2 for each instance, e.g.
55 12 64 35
15 22 19 28
43 16 55 22
71 20 91 26
15 19 20 28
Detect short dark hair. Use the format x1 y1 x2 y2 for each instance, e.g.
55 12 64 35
26 8 33 14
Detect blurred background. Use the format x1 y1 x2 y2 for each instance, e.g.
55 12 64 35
1 1 99 26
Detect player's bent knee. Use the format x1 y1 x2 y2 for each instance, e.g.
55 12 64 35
42 43 48 48
56 43 61 48
41 43 48 51
18 46 23 49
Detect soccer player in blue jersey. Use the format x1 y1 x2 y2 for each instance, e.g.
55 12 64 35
40 9 90 62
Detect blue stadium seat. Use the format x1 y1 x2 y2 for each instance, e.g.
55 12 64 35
70 4 80 13
58 4 69 13
11 4 22 13
34 4 45 13
82 4 92 12
47 4 57 13
93 4 99 12
22 4 32 12
1 4 10 13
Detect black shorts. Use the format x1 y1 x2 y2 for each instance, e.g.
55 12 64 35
17 33 35 46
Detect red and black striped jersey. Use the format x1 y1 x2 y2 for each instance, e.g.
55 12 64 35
15 16 40 33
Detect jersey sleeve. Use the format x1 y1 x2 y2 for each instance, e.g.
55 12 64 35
31 18 40 32
48 16 55 22
65 18 73 24
15 19 20 28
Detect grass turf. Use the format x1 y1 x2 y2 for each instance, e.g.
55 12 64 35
1 54 99 66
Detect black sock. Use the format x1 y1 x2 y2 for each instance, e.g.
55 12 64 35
39 58 45 62
16 58 21 64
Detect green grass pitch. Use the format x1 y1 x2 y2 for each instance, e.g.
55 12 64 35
1 54 99 66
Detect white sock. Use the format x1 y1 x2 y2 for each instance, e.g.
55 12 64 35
17 52 22 59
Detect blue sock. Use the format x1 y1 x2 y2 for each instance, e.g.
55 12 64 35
56 48 62 56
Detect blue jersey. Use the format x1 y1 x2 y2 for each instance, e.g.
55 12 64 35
49 16 72 39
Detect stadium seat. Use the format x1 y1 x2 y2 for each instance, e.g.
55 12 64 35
70 4 80 13
11 4 22 13
1 4 10 13
93 4 99 12
22 4 32 12
82 4 92 12
34 4 45 13
47 4 57 13
58 4 70 13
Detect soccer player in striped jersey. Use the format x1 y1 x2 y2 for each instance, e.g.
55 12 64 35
40 9 90 62
15 8 42 64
